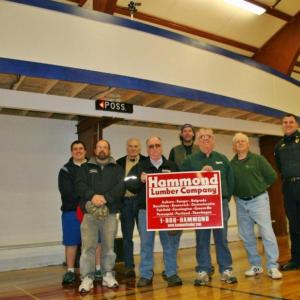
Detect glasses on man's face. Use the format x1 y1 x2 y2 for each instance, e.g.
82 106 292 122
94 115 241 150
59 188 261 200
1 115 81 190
148 144 161 149
199 135 213 140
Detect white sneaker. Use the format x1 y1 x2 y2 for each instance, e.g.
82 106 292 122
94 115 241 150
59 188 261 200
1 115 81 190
267 268 282 279
78 276 93 293
194 271 210 286
245 266 263 277
220 269 238 284
102 271 119 288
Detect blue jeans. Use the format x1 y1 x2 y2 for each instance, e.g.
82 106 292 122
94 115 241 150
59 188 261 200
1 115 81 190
120 196 139 269
195 199 232 274
138 209 178 279
80 213 118 278
236 192 279 269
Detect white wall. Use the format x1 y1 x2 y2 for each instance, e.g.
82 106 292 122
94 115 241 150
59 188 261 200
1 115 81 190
104 124 260 252
0 115 77 271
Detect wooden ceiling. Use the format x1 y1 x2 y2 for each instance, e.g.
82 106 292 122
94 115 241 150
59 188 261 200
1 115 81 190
0 72 281 136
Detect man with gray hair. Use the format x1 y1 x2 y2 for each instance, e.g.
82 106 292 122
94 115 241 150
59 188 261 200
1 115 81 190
231 132 282 279
126 136 182 287
117 138 146 278
181 128 236 285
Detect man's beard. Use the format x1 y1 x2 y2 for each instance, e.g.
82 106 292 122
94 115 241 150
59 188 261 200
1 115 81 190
97 151 109 160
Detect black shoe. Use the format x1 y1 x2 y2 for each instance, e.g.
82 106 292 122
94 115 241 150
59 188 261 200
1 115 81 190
137 277 152 287
124 268 136 278
94 269 103 281
280 261 300 271
166 274 183 287
161 270 167 280
62 271 76 285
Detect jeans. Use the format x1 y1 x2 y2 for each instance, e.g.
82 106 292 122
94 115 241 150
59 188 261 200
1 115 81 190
138 209 178 279
283 180 300 263
170 231 182 253
80 213 118 278
195 199 232 274
236 192 279 269
120 196 139 269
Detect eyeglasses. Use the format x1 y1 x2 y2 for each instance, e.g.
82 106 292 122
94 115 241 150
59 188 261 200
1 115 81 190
199 135 213 140
148 144 161 149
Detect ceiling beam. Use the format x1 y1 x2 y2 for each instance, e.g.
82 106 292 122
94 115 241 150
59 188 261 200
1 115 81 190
67 0 87 7
12 75 25 90
93 0 117 14
246 0 292 22
114 6 258 53
0 88 282 136
253 12 300 75
44 79 58 94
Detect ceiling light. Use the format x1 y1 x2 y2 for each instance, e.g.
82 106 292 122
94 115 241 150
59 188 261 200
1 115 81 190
224 0 266 15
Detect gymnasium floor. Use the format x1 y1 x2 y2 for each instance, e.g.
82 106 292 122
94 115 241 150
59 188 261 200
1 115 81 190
0 237 299 300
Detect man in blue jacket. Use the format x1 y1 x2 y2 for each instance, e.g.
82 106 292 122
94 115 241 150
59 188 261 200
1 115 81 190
58 140 87 284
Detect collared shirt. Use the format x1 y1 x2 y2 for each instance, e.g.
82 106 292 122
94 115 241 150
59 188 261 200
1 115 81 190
150 157 163 169
74 158 87 167
231 151 276 197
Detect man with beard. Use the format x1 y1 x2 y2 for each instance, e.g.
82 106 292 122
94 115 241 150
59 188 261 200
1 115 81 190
169 124 199 168
166 124 200 278
76 140 125 293
181 128 237 286
274 114 300 271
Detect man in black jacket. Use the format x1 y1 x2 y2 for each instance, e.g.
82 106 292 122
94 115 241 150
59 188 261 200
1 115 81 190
58 140 87 284
126 136 182 288
76 140 125 293
274 114 300 271
117 138 146 278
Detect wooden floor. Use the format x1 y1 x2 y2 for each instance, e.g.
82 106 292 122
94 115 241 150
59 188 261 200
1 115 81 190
0 237 300 300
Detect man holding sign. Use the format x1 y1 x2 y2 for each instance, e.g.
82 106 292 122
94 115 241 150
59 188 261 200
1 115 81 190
126 136 182 288
181 128 237 286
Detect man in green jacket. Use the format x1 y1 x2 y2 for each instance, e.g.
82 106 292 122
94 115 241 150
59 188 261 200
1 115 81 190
181 128 236 286
231 132 282 280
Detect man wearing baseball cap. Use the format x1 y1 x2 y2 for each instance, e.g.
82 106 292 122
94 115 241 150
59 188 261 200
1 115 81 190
165 124 200 279
169 124 199 168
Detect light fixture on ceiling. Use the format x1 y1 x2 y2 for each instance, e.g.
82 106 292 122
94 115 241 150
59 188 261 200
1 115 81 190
224 0 266 15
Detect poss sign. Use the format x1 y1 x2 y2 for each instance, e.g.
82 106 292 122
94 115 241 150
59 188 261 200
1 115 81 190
95 99 133 113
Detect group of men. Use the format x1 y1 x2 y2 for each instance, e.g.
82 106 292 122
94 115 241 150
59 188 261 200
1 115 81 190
58 113 300 293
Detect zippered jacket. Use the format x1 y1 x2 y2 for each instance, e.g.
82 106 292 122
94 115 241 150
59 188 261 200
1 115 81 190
76 157 125 213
